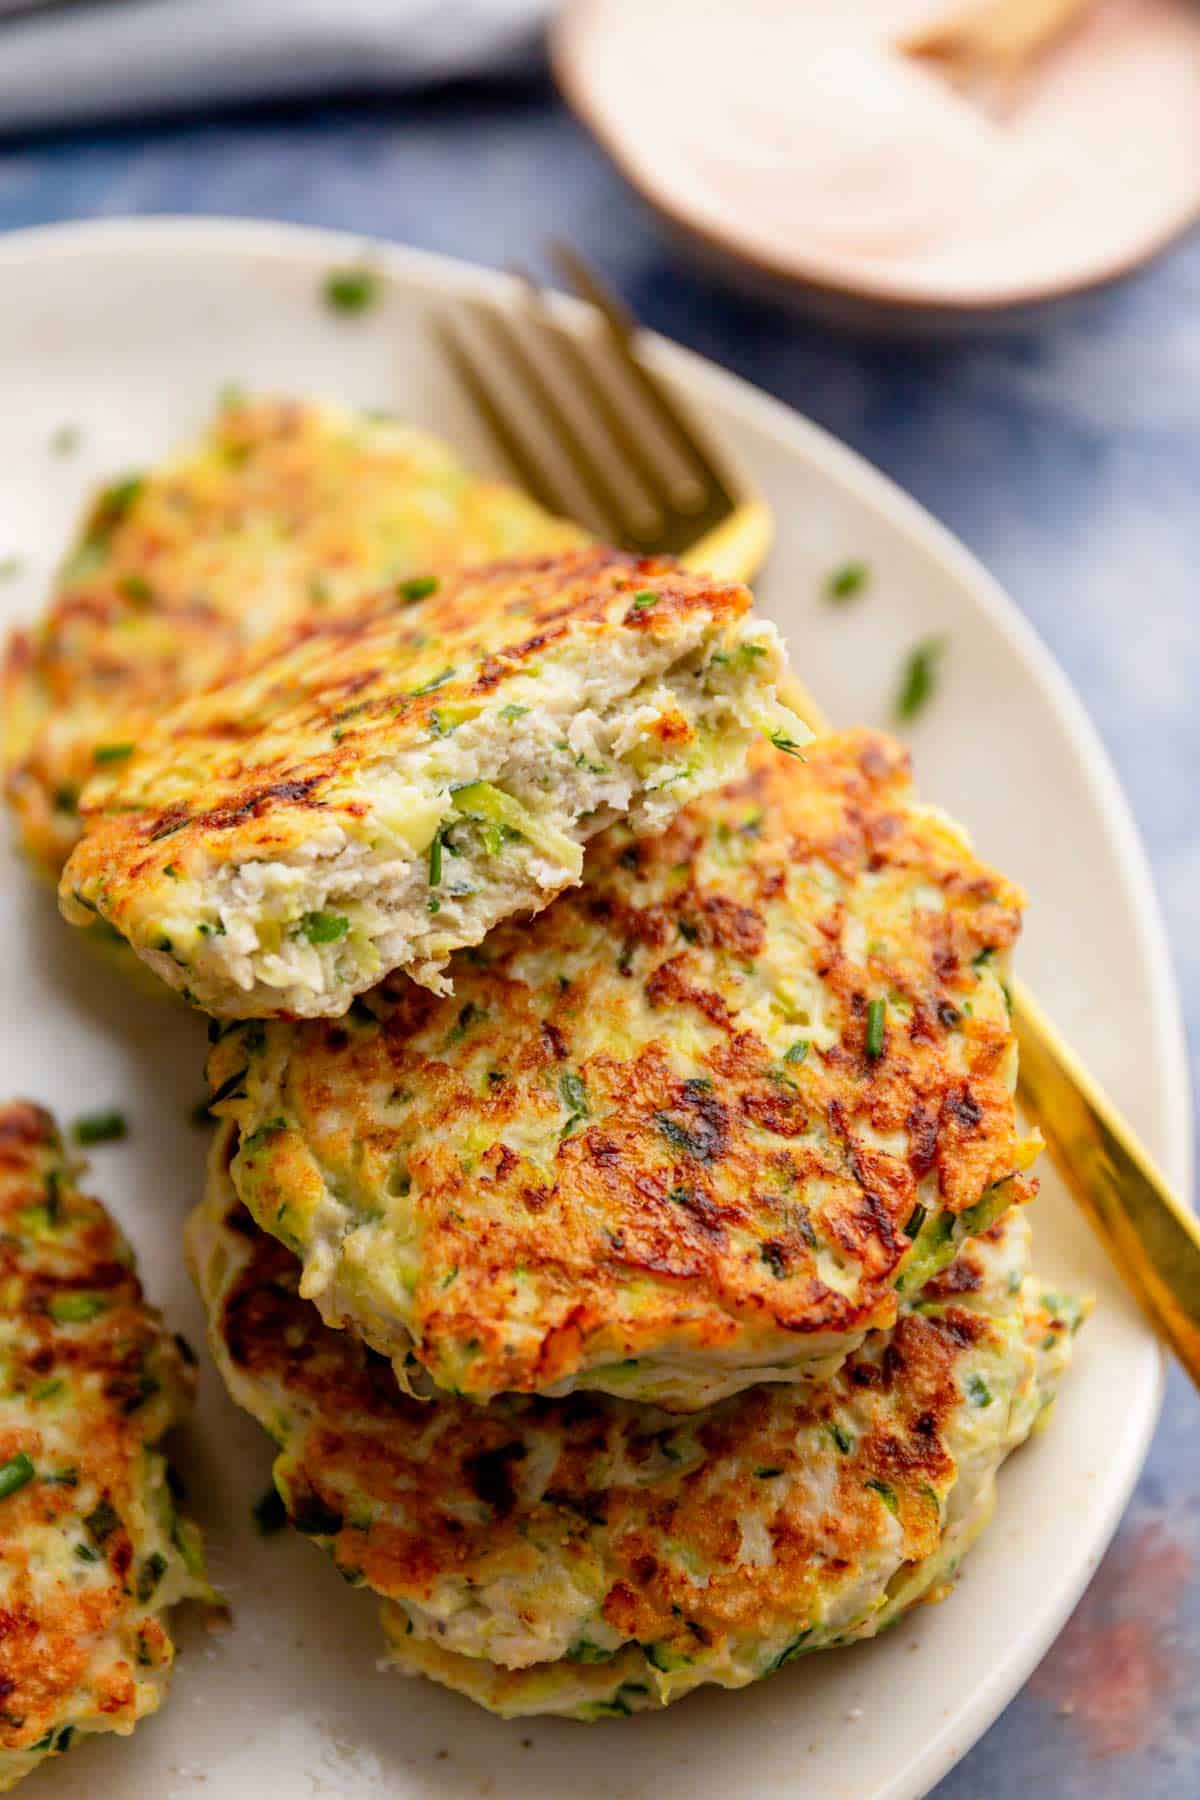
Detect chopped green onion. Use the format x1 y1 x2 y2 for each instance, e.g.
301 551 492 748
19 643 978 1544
865 998 887 1060
136 1551 169 1603
118 572 153 606
323 265 381 315
630 589 659 610
49 1293 108 1324
894 636 947 723
92 743 134 765
0 1452 35 1501
299 911 349 945
825 560 870 603
768 730 806 759
865 1478 899 1515
428 831 443 888
397 574 438 603
782 1040 810 1066
411 666 455 697
967 1374 993 1408
85 1498 120 1543
560 1072 589 1116
71 1110 127 1145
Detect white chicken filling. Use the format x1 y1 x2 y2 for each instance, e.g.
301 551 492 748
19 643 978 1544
143 617 796 1017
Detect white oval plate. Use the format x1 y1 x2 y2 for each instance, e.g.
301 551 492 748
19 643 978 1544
0 218 1188 1800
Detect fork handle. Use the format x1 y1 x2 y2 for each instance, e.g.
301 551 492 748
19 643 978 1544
769 672 1197 1383
1013 975 1200 1385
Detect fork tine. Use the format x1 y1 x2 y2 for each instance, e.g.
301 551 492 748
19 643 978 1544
550 242 738 513
468 296 647 545
512 265 683 524
434 315 579 522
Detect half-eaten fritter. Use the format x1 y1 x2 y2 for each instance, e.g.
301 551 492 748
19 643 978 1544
206 731 1039 1408
0 1102 211 1791
61 548 799 1017
3 393 582 885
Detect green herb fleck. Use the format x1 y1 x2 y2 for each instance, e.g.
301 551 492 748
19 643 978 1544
560 1072 589 1119
71 1110 127 1146
865 998 887 1061
865 1478 899 1515
397 574 438 603
411 666 455 698
323 265 382 315
782 1039 810 1066
428 831 443 888
827 1421 853 1455
825 560 870 603
894 636 947 723
299 911 349 945
768 730 806 759
630 589 659 610
755 1466 784 1479
92 742 134 765
119 572 153 606
85 1498 120 1543
500 703 529 722
49 1293 108 1323
967 1374 993 1408
0 1453 35 1501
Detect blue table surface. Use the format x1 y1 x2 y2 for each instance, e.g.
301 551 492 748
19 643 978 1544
2 71 1197 1800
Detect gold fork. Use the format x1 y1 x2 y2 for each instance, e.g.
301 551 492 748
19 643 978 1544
902 0 1097 108
435 244 1200 1390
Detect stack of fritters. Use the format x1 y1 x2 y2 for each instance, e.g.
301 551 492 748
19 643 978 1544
1 396 1085 1740
189 732 1083 1719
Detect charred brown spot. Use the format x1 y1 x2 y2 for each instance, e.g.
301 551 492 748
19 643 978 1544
465 1443 526 1518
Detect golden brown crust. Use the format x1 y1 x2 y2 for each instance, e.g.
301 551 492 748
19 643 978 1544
0 1103 204 1770
211 730 1035 1403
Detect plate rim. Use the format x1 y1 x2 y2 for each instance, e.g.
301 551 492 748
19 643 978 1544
0 211 1188 1798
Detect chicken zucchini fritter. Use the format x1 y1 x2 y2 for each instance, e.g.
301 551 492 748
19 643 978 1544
0 1102 211 1792
3 393 582 885
61 548 797 1018
207 731 1038 1408
190 1125 1082 1720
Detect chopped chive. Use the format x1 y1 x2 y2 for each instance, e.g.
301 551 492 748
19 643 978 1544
428 831 443 888
827 1421 852 1455
323 265 381 315
825 560 870 603
411 666 455 697
74 1541 100 1563
71 1110 127 1146
755 1466 784 1479
560 1072 589 1117
299 910 349 945
84 1498 120 1543
865 1478 899 1515
967 1374 993 1408
767 730 805 759
630 589 659 610
397 574 438 603
49 1293 108 1324
0 1453 35 1501
135 1551 168 1603
782 1040 810 1066
253 1488 288 1536
865 998 886 1061
894 636 947 723
500 703 529 722
118 572 153 606
92 742 134 765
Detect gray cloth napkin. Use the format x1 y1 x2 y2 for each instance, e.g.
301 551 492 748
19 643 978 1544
0 0 553 133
